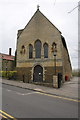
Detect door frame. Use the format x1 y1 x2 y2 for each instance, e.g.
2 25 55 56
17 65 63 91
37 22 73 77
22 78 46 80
31 63 45 81
33 65 43 82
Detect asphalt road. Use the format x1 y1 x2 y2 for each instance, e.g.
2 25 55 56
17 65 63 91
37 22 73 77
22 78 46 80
1 84 78 119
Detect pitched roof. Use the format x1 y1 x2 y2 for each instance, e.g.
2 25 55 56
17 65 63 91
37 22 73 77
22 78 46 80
0 53 15 61
61 35 72 68
17 9 61 39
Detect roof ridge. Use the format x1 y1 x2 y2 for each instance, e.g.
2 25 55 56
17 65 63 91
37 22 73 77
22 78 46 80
39 10 61 33
17 9 61 39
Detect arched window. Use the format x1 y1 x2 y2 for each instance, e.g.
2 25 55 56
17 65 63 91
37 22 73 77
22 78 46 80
35 40 41 58
43 43 48 58
29 44 33 59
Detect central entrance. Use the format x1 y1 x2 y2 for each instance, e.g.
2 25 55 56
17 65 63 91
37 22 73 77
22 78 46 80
33 65 43 82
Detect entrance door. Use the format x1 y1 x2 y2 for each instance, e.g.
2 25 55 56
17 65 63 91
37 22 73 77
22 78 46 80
33 65 43 82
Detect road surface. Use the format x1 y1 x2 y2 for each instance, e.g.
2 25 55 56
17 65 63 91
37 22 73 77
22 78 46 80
1 83 78 119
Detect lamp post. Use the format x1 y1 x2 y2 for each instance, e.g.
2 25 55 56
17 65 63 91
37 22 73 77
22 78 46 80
52 43 58 88
52 43 57 75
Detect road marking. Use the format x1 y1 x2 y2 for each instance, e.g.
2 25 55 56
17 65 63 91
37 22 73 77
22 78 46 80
16 92 38 96
7 89 12 92
34 88 43 91
22 92 38 95
5 88 38 96
0 113 8 119
0 110 16 120
3 85 79 102
0 114 2 120
34 89 46 93
35 92 80 102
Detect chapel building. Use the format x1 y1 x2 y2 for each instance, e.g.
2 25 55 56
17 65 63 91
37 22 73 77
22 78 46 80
16 8 72 85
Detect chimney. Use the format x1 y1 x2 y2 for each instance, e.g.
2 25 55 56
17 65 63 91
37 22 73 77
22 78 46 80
9 48 11 56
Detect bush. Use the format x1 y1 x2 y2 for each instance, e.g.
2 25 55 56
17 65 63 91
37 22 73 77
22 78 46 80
72 70 80 77
0 71 17 79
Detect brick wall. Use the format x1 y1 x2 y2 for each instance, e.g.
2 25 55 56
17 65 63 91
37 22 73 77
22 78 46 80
2 60 15 71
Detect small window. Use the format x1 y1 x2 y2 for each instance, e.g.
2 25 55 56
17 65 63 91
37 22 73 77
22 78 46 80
35 40 41 58
43 43 48 58
29 44 33 59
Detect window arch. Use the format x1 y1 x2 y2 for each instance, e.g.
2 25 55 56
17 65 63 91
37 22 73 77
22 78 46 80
43 43 48 58
35 40 41 58
29 44 33 59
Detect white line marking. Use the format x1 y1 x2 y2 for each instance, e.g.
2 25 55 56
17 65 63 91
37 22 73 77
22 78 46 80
22 92 38 95
6 89 12 92
16 92 38 96
5 88 37 96
34 88 42 91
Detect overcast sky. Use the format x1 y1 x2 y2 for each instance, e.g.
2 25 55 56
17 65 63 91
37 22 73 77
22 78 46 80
0 0 79 69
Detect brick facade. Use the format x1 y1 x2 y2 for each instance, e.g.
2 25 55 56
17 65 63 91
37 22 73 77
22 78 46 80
0 53 15 71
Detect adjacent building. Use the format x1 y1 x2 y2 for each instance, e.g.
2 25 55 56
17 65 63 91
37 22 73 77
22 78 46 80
0 48 15 71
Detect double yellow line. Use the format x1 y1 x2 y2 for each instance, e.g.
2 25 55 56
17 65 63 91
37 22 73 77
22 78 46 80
0 110 16 120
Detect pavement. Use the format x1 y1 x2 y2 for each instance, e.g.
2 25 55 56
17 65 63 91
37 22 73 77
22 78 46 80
0 77 79 100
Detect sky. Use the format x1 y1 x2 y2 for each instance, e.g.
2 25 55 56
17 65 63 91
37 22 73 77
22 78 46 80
0 0 79 69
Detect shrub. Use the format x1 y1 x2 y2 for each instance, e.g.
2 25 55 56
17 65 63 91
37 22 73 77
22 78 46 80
72 70 80 77
0 71 17 79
